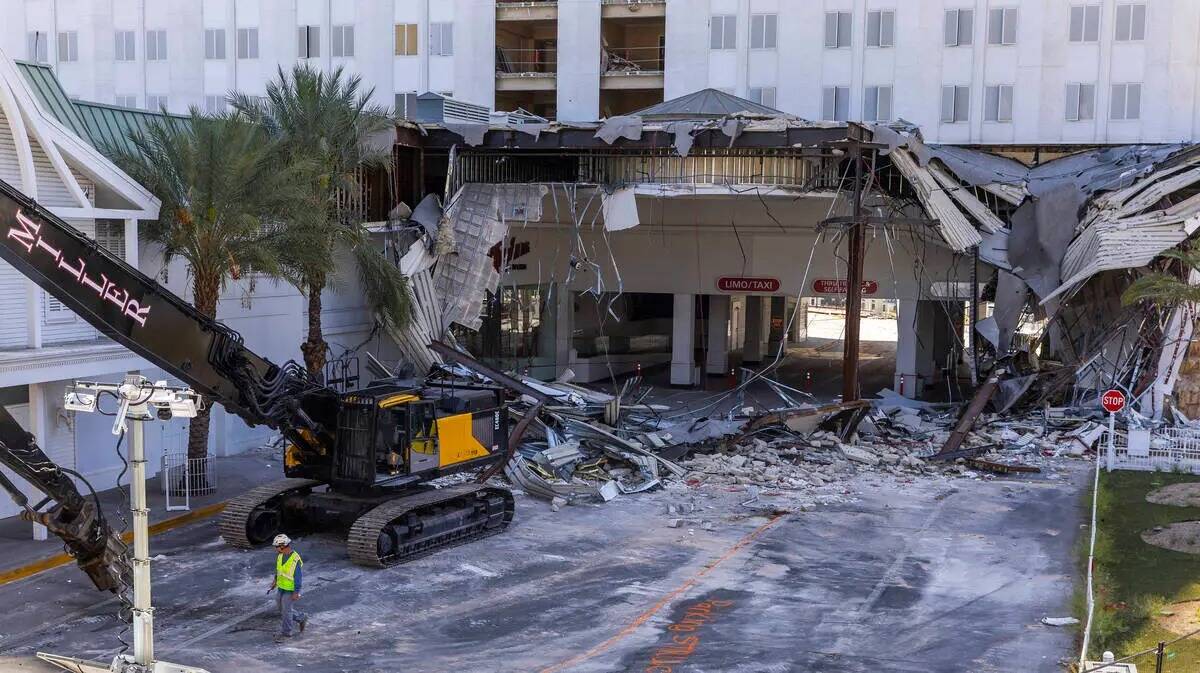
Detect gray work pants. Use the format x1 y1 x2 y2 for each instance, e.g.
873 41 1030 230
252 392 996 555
277 589 307 636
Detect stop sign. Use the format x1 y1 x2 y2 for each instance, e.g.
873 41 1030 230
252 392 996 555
1101 389 1127 414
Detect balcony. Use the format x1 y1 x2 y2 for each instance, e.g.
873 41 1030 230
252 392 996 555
497 1 558 22
601 46 664 89
601 0 665 19
601 12 664 91
496 46 557 91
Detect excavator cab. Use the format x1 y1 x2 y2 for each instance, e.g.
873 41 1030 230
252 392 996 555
378 396 439 474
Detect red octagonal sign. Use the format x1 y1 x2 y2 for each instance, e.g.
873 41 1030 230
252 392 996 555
1101 389 1126 414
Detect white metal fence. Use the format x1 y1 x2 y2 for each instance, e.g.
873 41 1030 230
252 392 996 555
159 428 218 511
1107 426 1200 474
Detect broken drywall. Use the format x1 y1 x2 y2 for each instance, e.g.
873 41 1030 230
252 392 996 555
601 187 639 231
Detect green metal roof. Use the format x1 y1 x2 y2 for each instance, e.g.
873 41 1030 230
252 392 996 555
74 100 186 156
15 60 186 156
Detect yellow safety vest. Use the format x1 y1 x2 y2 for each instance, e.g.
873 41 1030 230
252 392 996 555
275 550 302 592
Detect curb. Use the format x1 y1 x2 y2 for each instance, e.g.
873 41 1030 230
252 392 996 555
0 501 228 587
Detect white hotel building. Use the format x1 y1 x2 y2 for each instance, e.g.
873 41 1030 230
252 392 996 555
1 0 1198 143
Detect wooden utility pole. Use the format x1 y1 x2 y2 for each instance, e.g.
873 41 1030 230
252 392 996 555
842 144 865 402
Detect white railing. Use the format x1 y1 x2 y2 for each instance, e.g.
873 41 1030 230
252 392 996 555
1108 426 1200 474
160 450 218 511
496 47 557 74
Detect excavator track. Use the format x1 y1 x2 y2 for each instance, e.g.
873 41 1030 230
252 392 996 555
346 484 514 568
219 478 324 549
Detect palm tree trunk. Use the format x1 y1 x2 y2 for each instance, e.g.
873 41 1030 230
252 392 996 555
185 274 220 489
301 280 328 377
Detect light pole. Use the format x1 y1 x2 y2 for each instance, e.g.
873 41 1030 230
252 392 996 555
38 375 210 673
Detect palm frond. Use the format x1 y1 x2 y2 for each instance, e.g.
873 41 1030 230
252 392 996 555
352 242 411 331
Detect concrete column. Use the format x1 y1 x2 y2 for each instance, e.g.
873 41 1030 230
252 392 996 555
28 383 46 541
705 295 730 376
894 299 920 399
761 297 772 356
554 284 573 379
792 300 808 342
766 296 786 355
123 218 139 264
25 281 41 349
670 294 695 386
556 0 601 120
743 296 764 364
730 296 745 351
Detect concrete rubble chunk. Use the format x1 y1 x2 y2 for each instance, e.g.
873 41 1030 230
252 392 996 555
840 445 880 466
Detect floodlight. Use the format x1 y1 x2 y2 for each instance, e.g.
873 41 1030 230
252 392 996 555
63 388 97 413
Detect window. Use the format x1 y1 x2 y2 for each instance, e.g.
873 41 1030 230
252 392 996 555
863 85 892 122
430 22 453 56
987 8 1018 45
1115 3 1146 41
984 84 1014 122
237 28 259 59
146 95 168 111
824 12 851 48
205 28 226 59
944 9 974 46
27 32 48 63
750 14 777 50
710 15 736 50
298 25 320 58
940 85 970 122
57 32 78 62
395 23 418 56
332 25 354 57
204 95 226 114
146 29 167 60
115 94 137 108
395 92 418 120
748 86 776 108
866 10 895 48
1065 82 1096 120
1070 5 1101 42
44 291 70 319
95 221 125 258
115 30 136 61
821 86 850 122
1110 83 1141 120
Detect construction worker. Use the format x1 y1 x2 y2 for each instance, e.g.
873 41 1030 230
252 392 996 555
269 533 308 643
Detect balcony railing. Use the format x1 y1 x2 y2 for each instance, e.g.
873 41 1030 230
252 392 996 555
497 47 558 74
450 148 842 195
602 46 663 73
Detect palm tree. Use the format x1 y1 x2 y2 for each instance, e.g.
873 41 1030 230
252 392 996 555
1121 248 1200 307
231 64 411 377
110 110 307 465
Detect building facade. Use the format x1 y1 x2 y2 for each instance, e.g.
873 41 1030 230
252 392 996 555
2 0 1199 143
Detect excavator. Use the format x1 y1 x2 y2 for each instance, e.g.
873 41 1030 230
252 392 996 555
0 176 518 594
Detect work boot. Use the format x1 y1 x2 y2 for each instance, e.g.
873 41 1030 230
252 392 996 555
299 618 307 634
274 633 291 644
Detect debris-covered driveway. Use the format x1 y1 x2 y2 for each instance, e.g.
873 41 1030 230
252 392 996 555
0 469 1084 673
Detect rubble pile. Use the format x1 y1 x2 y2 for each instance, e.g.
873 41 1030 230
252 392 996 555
486 371 1109 510
430 351 1127 512
678 432 930 490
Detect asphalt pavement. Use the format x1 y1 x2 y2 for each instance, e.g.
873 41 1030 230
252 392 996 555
0 463 1086 673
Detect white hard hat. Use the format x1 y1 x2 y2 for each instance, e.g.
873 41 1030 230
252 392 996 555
272 534 291 547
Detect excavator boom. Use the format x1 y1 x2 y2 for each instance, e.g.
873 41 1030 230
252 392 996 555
0 178 335 592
